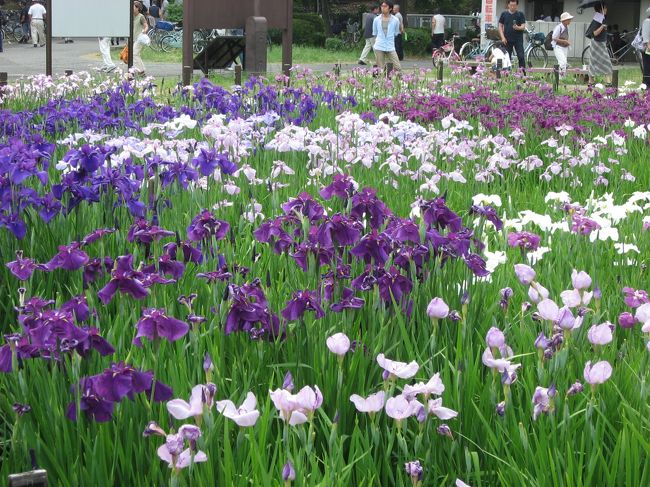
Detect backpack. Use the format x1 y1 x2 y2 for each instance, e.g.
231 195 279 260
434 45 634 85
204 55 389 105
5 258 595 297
544 31 554 51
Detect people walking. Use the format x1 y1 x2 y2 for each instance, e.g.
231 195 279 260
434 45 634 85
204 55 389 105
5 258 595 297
373 1 401 71
431 9 445 50
552 12 573 75
28 0 46 48
584 2 612 85
393 4 404 61
641 7 650 88
99 37 117 73
19 0 31 44
359 4 379 65
499 0 526 74
132 1 149 76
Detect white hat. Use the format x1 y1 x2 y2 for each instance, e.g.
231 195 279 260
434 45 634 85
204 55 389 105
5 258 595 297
560 12 574 22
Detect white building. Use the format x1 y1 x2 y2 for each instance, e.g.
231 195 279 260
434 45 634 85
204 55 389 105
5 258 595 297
481 0 650 57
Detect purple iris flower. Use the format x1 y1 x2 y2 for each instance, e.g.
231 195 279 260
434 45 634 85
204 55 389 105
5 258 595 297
377 266 413 304
282 192 325 223
192 148 237 176
350 230 392 266
289 227 334 271
317 214 362 247
42 242 89 271
225 280 282 339
97 255 149 304
37 193 63 223
253 215 299 254
197 268 233 283
61 295 90 322
351 266 381 292
2 213 27 239
6 251 38 281
330 287 365 312
66 377 116 422
133 308 190 346
393 245 430 272
127 219 174 245
507 232 541 251
159 160 199 189
187 209 230 242
281 290 325 321
384 217 421 244
350 187 392 229
81 228 115 246
571 215 601 235
157 253 185 280
62 144 106 174
469 204 504 230
420 197 462 232
463 253 490 277
319 173 356 201
82 257 113 287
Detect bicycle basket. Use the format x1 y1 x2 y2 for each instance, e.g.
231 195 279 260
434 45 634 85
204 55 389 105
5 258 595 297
531 32 545 46
486 28 501 41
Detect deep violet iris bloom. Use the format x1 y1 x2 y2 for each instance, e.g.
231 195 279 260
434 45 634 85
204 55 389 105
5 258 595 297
350 230 392 266
281 192 324 223
281 290 325 321
97 255 149 304
464 253 490 277
469 204 504 230
317 214 362 247
384 217 421 244
253 215 300 254
127 219 174 245
187 209 230 242
192 148 237 176
350 187 392 229
81 227 115 246
66 363 173 422
331 287 365 312
6 251 38 280
319 173 356 201
133 308 190 346
41 242 89 271
420 197 462 232
377 266 413 304
62 144 106 174
225 280 281 339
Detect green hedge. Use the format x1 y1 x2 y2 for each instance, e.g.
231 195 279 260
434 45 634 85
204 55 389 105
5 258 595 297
165 3 183 23
270 13 325 47
403 27 431 56
324 37 345 52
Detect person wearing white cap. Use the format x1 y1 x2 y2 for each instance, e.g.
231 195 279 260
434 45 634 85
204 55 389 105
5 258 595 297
641 7 650 88
552 12 573 75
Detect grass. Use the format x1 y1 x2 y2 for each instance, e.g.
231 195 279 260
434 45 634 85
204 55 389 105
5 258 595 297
0 68 649 486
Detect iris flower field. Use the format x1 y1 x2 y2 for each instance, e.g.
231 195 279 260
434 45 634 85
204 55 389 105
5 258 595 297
0 68 649 486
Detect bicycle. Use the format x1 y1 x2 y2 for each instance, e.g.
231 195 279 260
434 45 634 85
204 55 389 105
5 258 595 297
432 34 461 65
459 33 499 61
341 19 360 49
523 26 548 68
1 11 24 43
581 29 642 66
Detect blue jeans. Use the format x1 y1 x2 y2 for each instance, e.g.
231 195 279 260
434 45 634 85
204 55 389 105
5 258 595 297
505 38 525 72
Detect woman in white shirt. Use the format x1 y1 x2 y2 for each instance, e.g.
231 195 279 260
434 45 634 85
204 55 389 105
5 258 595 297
552 12 573 75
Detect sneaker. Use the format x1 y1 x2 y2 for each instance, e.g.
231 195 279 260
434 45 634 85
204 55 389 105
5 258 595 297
34 44 38 47
358 60 367 65
105 65 117 73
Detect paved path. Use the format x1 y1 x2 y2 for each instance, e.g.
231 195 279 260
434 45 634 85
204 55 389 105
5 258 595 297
1 38 432 81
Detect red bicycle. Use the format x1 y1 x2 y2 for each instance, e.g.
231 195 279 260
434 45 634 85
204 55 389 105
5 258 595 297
432 34 461 65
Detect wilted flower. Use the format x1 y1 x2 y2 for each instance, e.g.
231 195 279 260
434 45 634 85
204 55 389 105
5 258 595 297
566 381 584 396
437 423 453 439
496 401 506 416
618 312 636 329
404 460 423 484
532 385 556 420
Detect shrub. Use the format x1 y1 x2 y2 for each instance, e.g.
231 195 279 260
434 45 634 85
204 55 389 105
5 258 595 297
293 18 325 47
325 37 345 52
165 3 183 23
404 27 431 56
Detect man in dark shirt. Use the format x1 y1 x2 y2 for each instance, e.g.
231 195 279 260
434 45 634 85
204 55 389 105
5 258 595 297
499 0 526 73
359 5 379 65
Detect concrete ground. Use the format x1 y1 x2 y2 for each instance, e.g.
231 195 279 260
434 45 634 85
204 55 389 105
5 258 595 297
0 37 432 81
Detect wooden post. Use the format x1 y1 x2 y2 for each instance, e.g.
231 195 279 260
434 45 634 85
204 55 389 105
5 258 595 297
386 62 393 76
65 69 73 77
128 0 134 69
235 65 242 85
45 0 52 76
182 0 193 85
182 66 193 86
282 0 293 76
334 63 341 76
553 64 559 92
611 69 619 90
437 60 443 82
8 469 48 487
0 72 7 86
496 58 502 79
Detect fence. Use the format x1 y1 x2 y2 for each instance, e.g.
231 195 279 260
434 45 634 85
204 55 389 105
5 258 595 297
405 14 480 37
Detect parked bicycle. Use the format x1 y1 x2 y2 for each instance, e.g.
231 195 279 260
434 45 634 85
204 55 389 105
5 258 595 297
432 34 461 65
459 33 499 61
582 29 642 66
1 10 23 43
523 26 548 68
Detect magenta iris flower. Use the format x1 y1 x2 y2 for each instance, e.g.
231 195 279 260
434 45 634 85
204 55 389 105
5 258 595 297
350 187 392 229
507 232 541 251
133 308 190 346
186 209 230 242
42 242 89 271
319 173 356 201
6 251 38 280
281 192 324 223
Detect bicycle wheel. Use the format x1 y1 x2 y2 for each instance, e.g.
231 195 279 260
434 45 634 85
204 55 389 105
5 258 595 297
10 24 23 42
527 45 548 68
449 51 461 63
193 31 205 54
459 42 476 60
432 49 444 66
147 28 161 51
160 34 176 53
581 46 591 67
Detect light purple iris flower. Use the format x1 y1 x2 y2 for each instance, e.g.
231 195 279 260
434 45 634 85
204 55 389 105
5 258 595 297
349 391 385 413
583 360 612 386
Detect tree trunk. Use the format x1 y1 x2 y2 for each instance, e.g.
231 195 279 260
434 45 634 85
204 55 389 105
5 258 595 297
321 0 332 36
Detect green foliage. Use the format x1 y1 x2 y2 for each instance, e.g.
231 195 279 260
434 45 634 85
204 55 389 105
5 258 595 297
293 18 326 47
165 3 182 23
404 27 432 56
324 37 345 52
